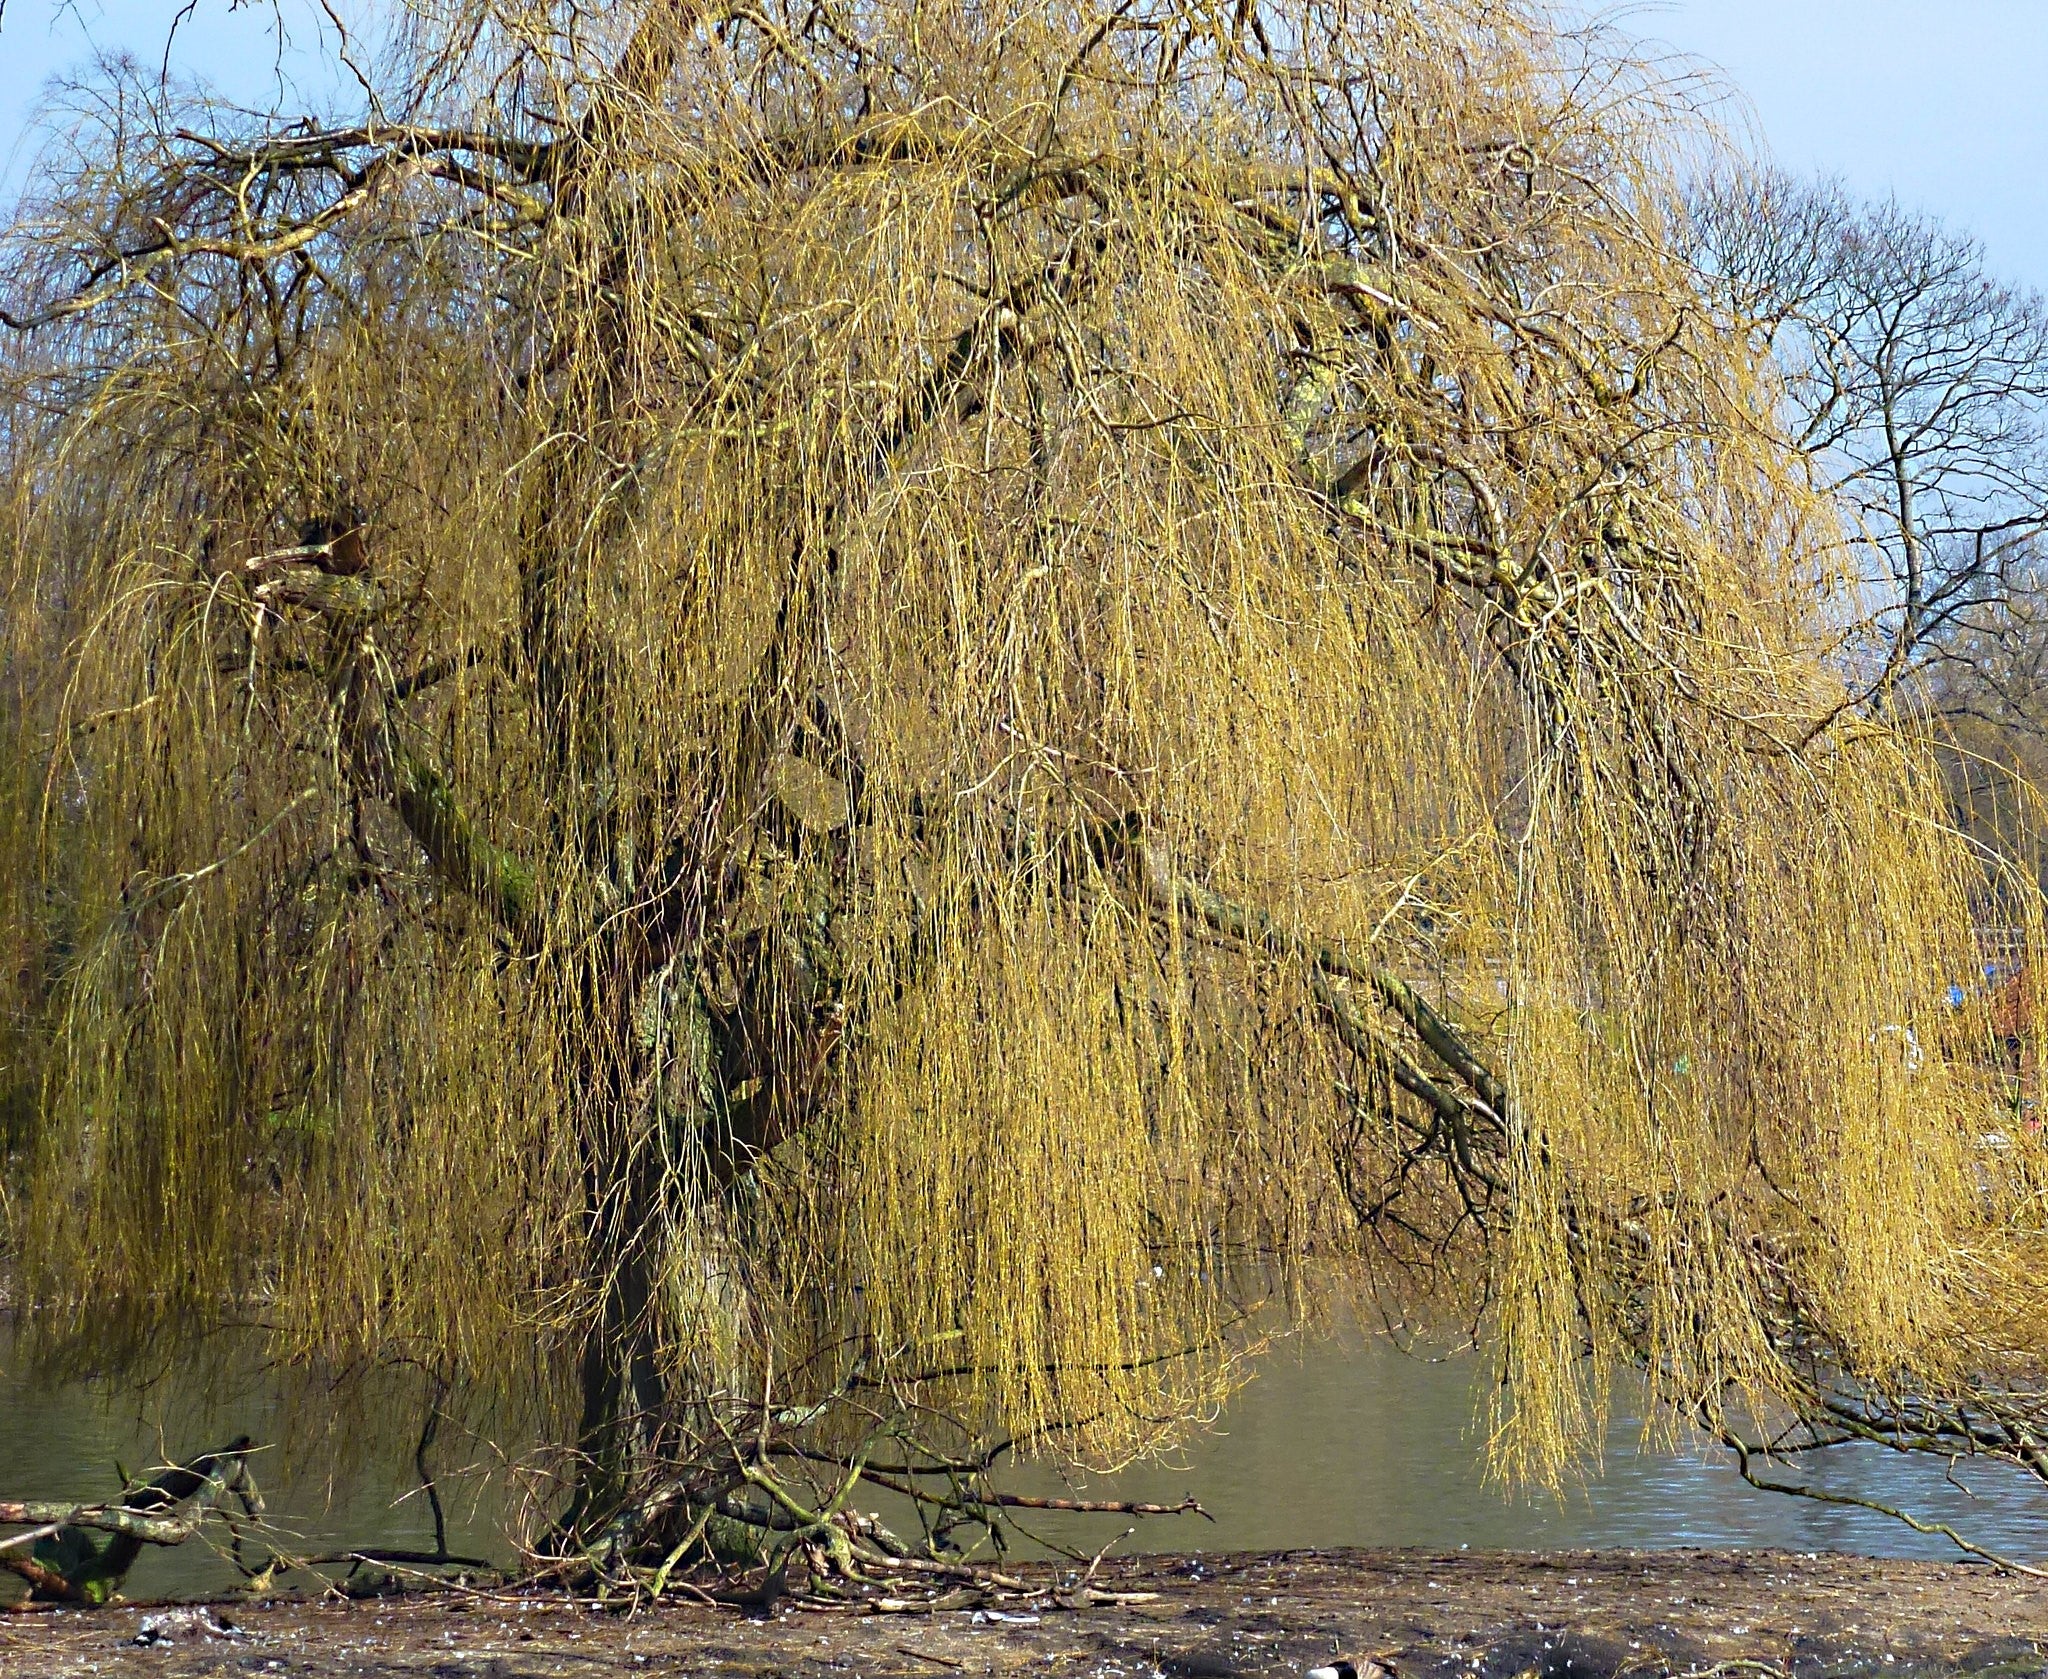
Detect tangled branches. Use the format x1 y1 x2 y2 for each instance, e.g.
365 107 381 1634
0 1441 264 1604
532 1376 1205 1610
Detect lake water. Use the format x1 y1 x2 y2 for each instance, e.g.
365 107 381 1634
5 1326 2046 1600
1003 1339 2048 1563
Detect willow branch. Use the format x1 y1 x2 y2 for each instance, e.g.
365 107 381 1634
1135 840 1513 1124
1717 1428 2048 1579
256 563 539 945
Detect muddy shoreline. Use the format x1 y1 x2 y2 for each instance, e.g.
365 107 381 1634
5 1549 2047 1677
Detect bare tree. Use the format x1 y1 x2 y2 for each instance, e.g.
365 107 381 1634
1690 169 2048 700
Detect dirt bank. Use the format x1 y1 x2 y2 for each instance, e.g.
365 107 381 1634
4 1549 2045 1678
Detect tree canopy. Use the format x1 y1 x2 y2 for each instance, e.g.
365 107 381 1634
3 0 2046 1567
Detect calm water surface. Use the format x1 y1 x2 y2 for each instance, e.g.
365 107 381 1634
5 1328 2045 1600
1007 1341 2048 1562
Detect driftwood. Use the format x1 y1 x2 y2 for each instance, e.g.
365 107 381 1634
0 1437 259 1604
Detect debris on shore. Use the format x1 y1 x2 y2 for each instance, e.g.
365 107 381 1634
5 1549 2045 1678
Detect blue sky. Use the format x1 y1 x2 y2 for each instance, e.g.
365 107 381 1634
1634 1 2048 286
0 2 350 195
2 1 2047 284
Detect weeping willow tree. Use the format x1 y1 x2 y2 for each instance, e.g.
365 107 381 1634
4 0 2048 1579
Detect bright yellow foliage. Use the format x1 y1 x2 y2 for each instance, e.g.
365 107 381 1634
0 0 2041 1493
